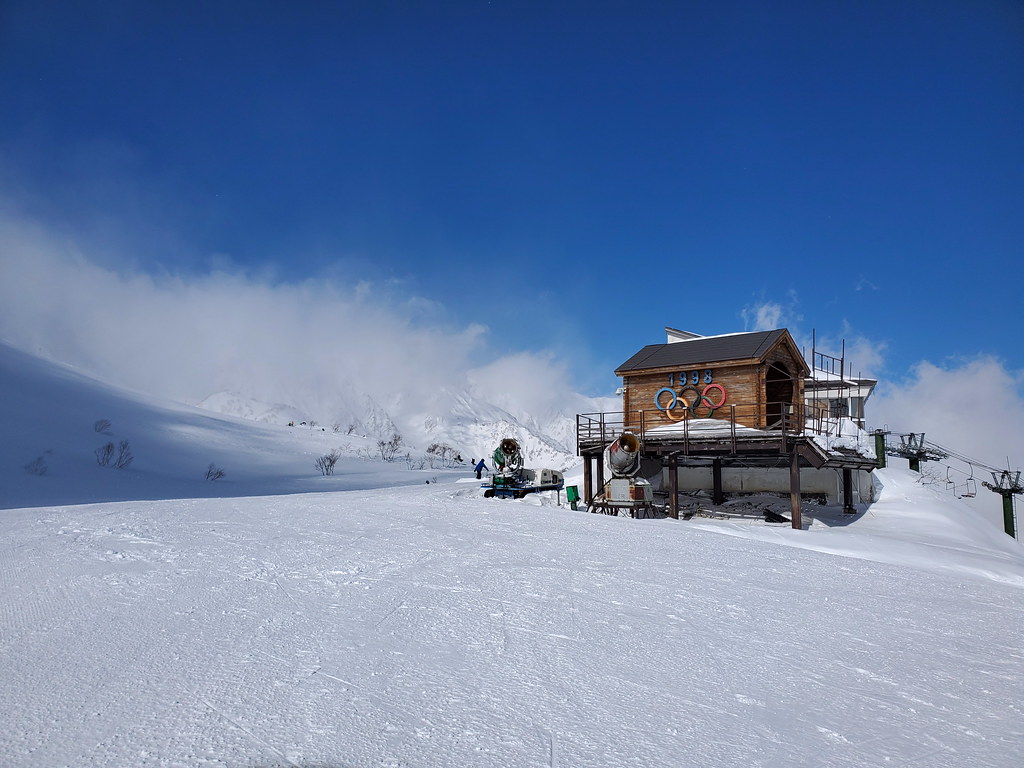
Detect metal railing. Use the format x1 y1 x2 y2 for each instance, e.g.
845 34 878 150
804 402 839 436
813 349 844 379
577 400 812 455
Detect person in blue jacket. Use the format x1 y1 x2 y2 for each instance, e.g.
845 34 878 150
475 459 488 480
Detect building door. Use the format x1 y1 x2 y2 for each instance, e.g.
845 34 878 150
765 363 794 429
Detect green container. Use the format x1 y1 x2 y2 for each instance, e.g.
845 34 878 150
567 485 580 510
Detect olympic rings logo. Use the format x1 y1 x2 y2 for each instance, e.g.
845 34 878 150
654 383 727 420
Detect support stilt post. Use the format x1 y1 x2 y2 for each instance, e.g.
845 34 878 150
583 454 593 505
842 467 856 515
669 454 679 520
1001 493 1016 539
982 470 1022 539
789 450 803 530
873 430 887 469
712 459 724 505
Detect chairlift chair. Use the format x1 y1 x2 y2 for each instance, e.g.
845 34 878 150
963 465 977 497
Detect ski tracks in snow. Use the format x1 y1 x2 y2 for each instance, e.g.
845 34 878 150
1 485 1023 766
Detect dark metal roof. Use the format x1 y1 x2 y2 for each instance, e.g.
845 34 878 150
615 329 796 373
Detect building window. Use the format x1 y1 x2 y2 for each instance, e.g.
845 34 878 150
829 399 849 418
849 398 864 420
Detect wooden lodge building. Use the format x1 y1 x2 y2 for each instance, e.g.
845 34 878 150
618 328 809 432
575 327 879 528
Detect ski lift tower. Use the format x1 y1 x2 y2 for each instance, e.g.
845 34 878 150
871 428 890 469
891 433 946 472
982 469 1023 539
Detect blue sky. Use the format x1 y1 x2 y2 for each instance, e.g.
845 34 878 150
1 0 1022 405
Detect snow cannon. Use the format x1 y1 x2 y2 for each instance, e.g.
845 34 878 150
589 431 654 517
493 438 523 472
606 432 641 478
482 437 564 499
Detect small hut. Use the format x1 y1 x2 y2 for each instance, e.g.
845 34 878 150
615 328 809 430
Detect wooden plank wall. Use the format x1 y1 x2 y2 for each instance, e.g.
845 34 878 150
623 361 763 429
621 346 806 431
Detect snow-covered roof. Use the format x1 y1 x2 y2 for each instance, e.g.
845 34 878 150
646 417 770 437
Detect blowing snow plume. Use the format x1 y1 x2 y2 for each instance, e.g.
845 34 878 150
0 213 571 428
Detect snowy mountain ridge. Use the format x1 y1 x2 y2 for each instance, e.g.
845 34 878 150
194 378 609 472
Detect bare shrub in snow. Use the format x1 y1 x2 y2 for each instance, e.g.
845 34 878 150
94 419 112 434
426 442 461 468
113 441 134 469
24 456 48 475
315 450 341 476
205 463 226 481
95 442 115 466
98 441 133 469
377 432 402 462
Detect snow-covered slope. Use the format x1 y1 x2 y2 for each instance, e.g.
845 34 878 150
682 467 1024 586
194 381 586 473
416 389 585 471
2 342 1023 767
3 482 1023 766
0 343 455 510
198 385 401 444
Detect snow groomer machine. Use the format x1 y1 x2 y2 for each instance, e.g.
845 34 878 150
482 438 565 499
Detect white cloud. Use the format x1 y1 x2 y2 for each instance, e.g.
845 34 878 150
870 356 1024 479
467 352 582 424
741 292 805 334
741 301 784 331
0 211 511 431
868 356 1024 533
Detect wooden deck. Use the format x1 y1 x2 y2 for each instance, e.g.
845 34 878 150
575 406 878 527
578 406 875 469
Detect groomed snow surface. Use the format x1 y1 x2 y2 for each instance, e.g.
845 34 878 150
2 343 1023 767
